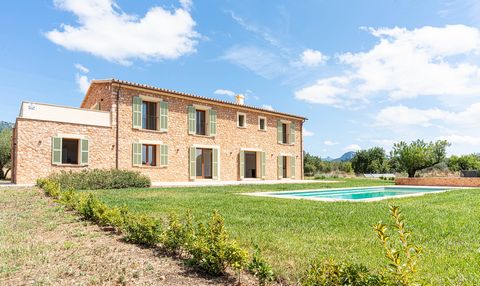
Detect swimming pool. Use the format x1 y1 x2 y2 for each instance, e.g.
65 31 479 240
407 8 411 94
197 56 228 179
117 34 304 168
246 186 452 202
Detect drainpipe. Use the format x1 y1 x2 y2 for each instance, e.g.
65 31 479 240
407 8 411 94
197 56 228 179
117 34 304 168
301 119 306 180
115 84 121 169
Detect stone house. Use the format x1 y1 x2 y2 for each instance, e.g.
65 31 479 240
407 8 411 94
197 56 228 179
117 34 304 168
11 79 306 184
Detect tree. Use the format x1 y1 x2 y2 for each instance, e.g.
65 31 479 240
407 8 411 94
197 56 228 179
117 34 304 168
303 152 322 176
0 128 12 179
447 154 480 171
390 140 450 178
351 147 389 174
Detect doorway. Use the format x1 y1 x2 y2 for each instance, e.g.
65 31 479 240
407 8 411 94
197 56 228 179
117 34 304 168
282 156 288 178
244 151 257 178
196 148 212 179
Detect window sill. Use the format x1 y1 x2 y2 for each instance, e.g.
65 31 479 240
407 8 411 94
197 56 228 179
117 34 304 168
132 128 167 133
133 165 167 169
278 142 295 146
52 164 88 167
189 133 215 138
237 126 247 129
258 129 267 132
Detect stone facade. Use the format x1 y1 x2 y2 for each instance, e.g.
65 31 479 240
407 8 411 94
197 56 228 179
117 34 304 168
12 80 305 184
395 177 480 187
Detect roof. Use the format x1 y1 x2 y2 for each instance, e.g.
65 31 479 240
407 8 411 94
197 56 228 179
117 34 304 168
87 78 307 121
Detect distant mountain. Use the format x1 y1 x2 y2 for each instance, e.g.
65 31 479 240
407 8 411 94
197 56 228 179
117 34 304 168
323 151 356 162
0 121 13 131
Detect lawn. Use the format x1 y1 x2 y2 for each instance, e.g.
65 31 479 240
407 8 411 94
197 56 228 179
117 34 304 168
90 178 480 285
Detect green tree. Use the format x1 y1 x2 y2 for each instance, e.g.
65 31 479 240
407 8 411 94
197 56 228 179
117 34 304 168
351 147 389 174
391 140 450 178
0 128 12 180
303 152 322 176
447 154 480 171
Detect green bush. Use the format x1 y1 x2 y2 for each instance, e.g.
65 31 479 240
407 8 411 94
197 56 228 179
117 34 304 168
47 169 151 190
122 212 162 246
301 259 386 286
248 245 274 286
162 212 195 254
187 211 249 276
41 179 61 198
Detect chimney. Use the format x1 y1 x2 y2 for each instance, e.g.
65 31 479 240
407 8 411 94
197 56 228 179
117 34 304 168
235 94 245 105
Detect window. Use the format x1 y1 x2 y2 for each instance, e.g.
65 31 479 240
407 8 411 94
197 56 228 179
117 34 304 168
237 113 246 128
196 110 206 135
258 117 266 131
142 144 157 166
142 101 158 130
196 148 212 178
62 139 79 164
282 123 288 144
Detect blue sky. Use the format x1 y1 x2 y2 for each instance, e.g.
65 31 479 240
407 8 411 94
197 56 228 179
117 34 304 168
1 0 480 157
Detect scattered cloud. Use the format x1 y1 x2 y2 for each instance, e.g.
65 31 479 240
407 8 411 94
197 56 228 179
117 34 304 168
295 25 480 107
75 73 90 93
343 144 361 152
74 63 89 73
179 0 192 11
261 104 274 111
303 128 314 137
221 46 286 79
299 49 327 66
214 89 235 97
436 134 480 146
323 140 339 146
46 0 199 65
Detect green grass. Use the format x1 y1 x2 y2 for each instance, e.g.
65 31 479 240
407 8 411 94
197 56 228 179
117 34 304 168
90 178 480 284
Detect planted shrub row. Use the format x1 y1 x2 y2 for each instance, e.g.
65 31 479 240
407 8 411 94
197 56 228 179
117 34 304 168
45 169 151 190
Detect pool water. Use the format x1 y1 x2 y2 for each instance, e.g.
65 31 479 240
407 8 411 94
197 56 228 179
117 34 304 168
263 187 449 201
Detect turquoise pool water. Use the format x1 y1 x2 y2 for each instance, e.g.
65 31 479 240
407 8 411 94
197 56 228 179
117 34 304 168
268 187 448 201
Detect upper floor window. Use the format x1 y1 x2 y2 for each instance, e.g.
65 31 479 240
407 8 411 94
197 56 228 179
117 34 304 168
196 110 206 135
277 120 296 145
282 123 288 144
237 112 246 128
132 96 168 132
258 116 266 131
142 101 158 130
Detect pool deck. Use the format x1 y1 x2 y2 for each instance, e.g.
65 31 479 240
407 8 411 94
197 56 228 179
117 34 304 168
244 185 467 202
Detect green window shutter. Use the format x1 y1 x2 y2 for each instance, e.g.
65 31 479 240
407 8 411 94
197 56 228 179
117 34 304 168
52 137 62 164
80 139 89 165
212 148 219 180
291 156 296 179
290 123 296 145
278 155 283 179
132 96 142 129
160 144 168 166
209 109 217 136
188 106 196 134
260 151 266 179
160 101 168 131
277 120 283 143
239 150 245 180
189 147 196 180
132 143 142 166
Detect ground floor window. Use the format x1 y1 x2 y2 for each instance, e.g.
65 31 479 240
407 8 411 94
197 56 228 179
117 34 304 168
240 150 266 180
278 155 295 179
282 156 288 178
52 137 89 165
142 144 157 166
244 151 257 178
62 138 79 164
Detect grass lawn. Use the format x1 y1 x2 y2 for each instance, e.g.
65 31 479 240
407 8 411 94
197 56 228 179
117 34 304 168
90 178 480 285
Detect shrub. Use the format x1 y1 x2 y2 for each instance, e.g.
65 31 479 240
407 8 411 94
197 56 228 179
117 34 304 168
187 211 249 276
248 245 274 286
47 169 151 190
301 259 386 286
42 179 61 198
121 212 162 246
162 212 195 254
373 205 422 286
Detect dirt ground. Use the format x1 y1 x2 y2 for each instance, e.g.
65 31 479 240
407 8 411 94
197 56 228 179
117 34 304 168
0 187 257 285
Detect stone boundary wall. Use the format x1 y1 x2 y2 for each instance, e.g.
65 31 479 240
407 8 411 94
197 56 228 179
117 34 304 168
395 177 480 187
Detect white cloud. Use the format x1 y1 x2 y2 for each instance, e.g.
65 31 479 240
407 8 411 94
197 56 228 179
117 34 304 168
214 89 235 97
323 140 338 146
179 0 192 11
74 63 89 73
303 128 314 137
299 49 327 66
261 104 274 111
436 134 480 146
222 46 286 79
46 0 199 65
295 25 480 107
343 144 361 152
75 73 90 93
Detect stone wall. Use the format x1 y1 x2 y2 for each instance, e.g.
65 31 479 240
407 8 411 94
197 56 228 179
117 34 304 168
395 177 480 187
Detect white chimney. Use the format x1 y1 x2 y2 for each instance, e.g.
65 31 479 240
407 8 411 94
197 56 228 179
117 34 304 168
235 94 245 105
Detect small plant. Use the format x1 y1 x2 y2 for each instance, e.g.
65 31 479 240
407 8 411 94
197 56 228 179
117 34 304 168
301 259 385 286
121 212 162 246
42 179 61 198
373 205 422 286
247 245 274 286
